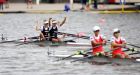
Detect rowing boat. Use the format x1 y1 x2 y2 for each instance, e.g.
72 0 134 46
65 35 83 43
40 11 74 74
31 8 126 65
0 35 91 47
0 31 92 47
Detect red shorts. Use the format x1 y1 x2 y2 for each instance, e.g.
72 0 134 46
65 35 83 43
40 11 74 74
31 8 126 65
92 47 103 55
112 50 126 58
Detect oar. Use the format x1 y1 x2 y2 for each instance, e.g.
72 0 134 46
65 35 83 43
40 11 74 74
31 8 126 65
123 47 137 52
57 32 90 39
0 36 39 44
70 54 94 63
129 52 140 55
14 40 39 46
128 51 140 55
127 43 140 48
54 48 92 61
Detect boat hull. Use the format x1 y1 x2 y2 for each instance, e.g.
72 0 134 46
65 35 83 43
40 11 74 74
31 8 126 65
51 54 140 65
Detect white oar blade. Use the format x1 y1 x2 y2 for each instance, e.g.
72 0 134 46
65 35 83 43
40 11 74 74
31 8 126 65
66 42 91 46
136 59 140 62
50 55 84 58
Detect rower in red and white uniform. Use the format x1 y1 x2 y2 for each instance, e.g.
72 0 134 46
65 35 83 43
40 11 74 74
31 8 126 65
90 26 106 56
110 28 128 58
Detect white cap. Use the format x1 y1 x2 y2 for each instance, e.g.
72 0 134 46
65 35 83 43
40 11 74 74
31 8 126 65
93 26 100 31
44 21 49 24
52 20 58 24
113 28 120 33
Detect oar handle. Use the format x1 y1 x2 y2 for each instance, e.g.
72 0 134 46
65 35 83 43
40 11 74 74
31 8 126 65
127 43 140 48
129 52 140 55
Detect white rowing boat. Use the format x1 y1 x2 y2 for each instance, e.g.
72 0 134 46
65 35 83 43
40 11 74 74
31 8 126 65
51 54 140 65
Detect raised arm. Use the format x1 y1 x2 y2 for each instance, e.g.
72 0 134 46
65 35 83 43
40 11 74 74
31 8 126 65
48 18 52 27
59 17 67 27
35 21 40 31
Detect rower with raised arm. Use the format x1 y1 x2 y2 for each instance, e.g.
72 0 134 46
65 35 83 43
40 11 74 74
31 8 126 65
110 28 128 58
49 17 67 42
36 18 52 41
90 26 106 56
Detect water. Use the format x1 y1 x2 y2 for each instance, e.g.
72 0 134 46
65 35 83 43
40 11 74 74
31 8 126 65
0 12 140 75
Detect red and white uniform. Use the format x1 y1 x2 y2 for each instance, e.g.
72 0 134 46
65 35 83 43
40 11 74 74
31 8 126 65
111 36 126 57
90 35 105 55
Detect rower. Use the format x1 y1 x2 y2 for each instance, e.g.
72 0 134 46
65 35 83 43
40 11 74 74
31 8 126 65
90 26 106 56
110 28 128 58
49 17 67 42
36 18 52 41
40 20 50 41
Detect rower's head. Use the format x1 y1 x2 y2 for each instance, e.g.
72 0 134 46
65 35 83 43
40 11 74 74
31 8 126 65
52 20 58 27
93 26 100 36
113 28 120 38
44 20 49 26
